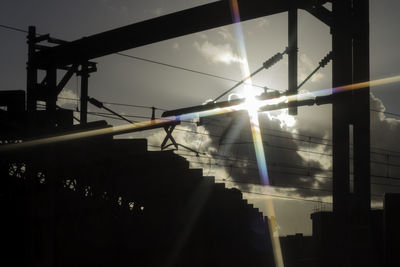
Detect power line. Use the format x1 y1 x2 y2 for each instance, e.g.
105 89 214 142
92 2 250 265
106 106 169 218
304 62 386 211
239 189 333 204
3 22 400 122
178 154 400 184
74 108 400 161
116 52 267 90
0 23 267 91
4 23 400 157
0 24 28 34
2 23 399 203
371 108 400 118
217 178 385 199
58 96 166 111
173 151 400 186
49 99 400 157
38 102 400 162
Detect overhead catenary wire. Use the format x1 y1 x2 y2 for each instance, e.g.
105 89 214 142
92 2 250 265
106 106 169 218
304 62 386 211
0 23 268 90
56 96 400 156
58 96 167 111
116 52 268 90
2 22 400 120
213 48 289 102
5 23 400 165
0 24 29 34
37 102 400 163
175 151 400 186
2 21 395 126
46 102 400 162
239 190 333 204
3 24 399 207
216 177 386 198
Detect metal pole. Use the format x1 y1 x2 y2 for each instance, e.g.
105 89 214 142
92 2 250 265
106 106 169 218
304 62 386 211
352 0 372 265
80 63 89 124
27 26 37 112
288 6 298 115
45 68 57 128
332 0 353 265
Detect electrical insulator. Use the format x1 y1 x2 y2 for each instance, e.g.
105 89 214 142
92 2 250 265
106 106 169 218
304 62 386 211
263 52 284 70
88 97 103 108
319 51 333 68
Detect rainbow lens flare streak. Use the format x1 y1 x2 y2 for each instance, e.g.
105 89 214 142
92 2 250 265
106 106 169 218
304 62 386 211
229 1 284 266
3 74 400 153
1 29 399 266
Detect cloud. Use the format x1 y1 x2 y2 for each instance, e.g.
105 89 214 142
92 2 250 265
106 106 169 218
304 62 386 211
172 42 180 50
196 93 400 201
102 0 129 14
193 41 247 65
190 111 328 197
217 27 234 41
369 93 400 198
145 94 400 204
154 7 163 16
57 89 79 110
196 33 208 39
257 18 270 28
146 123 225 176
299 53 324 83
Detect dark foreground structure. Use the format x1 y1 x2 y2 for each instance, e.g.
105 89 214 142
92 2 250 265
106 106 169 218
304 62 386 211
280 198 400 267
4 1 400 266
0 92 275 266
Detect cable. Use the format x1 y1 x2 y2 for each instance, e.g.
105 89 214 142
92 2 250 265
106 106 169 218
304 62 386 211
37 101 400 159
0 24 29 34
0 23 272 95
3 23 398 202
370 108 400 118
297 51 332 90
36 102 400 162
213 48 288 102
52 96 400 132
238 190 332 204
4 22 400 158
174 151 400 186
3 22 400 122
116 52 267 90
217 178 385 198
57 96 166 111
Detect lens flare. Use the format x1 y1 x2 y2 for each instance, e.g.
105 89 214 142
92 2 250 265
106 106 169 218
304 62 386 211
3 74 399 153
229 1 284 266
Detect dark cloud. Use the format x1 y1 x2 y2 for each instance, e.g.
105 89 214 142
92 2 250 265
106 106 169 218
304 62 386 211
190 93 400 200
198 110 330 197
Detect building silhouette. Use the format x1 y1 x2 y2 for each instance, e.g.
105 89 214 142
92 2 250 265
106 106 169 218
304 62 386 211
1 90 276 266
280 198 400 267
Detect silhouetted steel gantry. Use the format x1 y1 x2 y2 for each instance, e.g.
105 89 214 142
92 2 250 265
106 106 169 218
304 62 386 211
26 1 371 266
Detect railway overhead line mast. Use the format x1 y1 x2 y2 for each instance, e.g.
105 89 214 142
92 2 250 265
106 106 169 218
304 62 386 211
20 1 371 266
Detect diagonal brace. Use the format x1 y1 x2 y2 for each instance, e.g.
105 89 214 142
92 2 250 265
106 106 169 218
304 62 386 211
56 64 78 95
305 4 332 27
161 125 178 150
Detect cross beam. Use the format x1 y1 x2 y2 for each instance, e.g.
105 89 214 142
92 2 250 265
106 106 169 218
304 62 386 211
33 0 327 68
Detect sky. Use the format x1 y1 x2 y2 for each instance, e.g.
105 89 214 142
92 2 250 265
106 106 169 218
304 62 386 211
1 0 400 236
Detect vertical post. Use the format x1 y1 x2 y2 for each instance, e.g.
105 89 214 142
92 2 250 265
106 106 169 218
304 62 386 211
332 0 352 264
352 0 371 265
332 0 372 266
352 0 371 217
27 26 37 112
151 107 156 120
46 68 57 112
80 63 89 124
46 68 57 127
25 27 39 261
288 5 298 115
